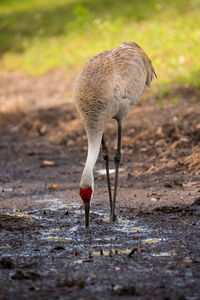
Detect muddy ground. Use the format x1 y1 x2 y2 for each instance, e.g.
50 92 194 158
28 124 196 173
0 70 200 299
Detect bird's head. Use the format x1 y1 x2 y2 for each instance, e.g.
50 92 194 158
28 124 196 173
79 186 93 227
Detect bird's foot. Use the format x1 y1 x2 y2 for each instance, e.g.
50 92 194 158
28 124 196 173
110 213 117 222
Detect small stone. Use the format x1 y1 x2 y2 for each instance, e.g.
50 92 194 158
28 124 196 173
151 197 157 202
113 284 124 291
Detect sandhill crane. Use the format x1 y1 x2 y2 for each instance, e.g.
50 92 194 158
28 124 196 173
73 41 156 227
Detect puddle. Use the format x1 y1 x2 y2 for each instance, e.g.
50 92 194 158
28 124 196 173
0 187 13 192
95 168 125 176
76 258 94 264
143 239 162 244
0 189 198 300
45 237 73 242
152 252 172 257
92 244 112 248
35 198 79 211
0 245 11 249
40 201 54 205
118 220 130 224
119 227 140 232
1 200 159 261
49 229 69 233
63 204 80 209
118 250 131 254
49 226 78 233
104 218 110 223
76 211 84 215
8 212 35 220
94 237 111 241
76 260 85 264
92 250 111 256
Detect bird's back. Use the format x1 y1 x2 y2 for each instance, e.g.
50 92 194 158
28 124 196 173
73 42 156 131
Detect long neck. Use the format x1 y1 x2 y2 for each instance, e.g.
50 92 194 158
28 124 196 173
80 133 102 189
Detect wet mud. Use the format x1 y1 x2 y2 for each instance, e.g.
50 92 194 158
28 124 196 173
0 196 200 300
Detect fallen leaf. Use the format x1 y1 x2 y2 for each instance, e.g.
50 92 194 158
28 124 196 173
43 160 55 166
143 238 161 244
164 181 173 188
50 184 57 188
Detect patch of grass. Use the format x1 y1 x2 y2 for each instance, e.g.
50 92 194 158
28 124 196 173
0 0 200 90
172 96 179 104
156 99 166 109
158 87 170 97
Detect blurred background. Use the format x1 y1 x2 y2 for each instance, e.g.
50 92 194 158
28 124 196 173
0 0 200 87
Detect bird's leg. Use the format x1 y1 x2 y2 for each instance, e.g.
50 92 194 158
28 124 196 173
101 134 112 212
111 120 122 222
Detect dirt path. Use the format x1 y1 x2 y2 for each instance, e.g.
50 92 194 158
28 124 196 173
0 70 200 299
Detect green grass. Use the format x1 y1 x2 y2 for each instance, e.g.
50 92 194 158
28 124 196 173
0 0 200 89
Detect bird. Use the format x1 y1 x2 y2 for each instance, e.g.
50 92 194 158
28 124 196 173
72 41 156 227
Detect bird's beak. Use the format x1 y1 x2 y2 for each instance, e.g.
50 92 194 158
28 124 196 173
84 202 90 228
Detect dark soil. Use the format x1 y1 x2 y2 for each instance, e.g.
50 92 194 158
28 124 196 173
0 70 200 299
